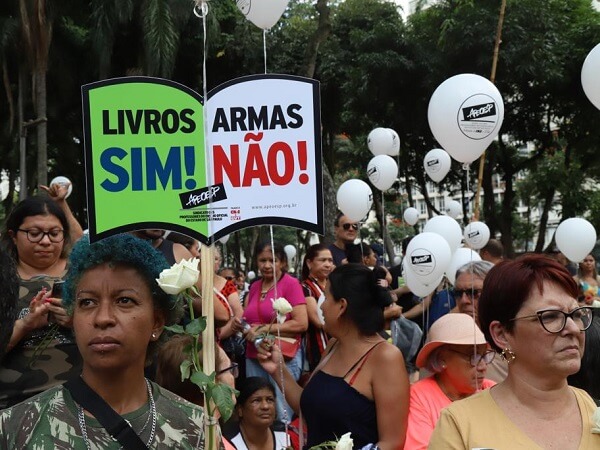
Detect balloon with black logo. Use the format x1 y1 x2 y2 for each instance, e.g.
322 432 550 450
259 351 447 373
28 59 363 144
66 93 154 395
428 74 504 164
405 232 451 286
367 155 398 191
463 221 490 250
423 149 451 183
403 257 440 297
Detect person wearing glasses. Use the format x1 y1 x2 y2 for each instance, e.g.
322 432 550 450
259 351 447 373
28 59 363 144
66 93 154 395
430 254 599 450
404 313 495 450
328 212 359 267
0 195 83 408
452 260 509 382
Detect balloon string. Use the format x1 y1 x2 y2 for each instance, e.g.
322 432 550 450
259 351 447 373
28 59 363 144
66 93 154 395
202 1 215 245
263 29 268 74
381 191 386 266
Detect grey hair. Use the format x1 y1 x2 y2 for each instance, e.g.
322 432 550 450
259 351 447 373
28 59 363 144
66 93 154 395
455 260 494 281
425 347 447 374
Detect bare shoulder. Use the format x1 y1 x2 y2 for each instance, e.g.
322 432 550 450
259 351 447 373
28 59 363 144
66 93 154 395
372 340 404 365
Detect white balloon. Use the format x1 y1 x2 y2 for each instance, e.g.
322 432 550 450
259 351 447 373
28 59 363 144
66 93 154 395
446 247 482 285
284 244 297 261
367 155 398 191
403 207 419 226
428 74 504 163
403 257 440 297
423 148 451 183
337 179 373 222
445 200 462 219
236 0 289 29
367 127 394 156
463 222 490 250
555 218 597 263
247 270 256 280
405 232 452 285
393 255 402 266
423 215 463 253
50 176 73 198
387 129 401 156
582 43 600 110
219 234 230 244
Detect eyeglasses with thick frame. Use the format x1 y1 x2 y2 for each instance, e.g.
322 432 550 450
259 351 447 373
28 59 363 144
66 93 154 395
446 348 495 367
18 228 65 243
341 223 359 231
217 362 239 378
510 306 593 334
453 288 482 301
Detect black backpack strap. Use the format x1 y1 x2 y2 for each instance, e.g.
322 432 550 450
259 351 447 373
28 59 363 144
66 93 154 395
64 377 148 450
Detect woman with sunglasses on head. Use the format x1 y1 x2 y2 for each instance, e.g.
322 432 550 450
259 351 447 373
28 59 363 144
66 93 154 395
0 196 83 408
430 254 599 449
404 313 495 450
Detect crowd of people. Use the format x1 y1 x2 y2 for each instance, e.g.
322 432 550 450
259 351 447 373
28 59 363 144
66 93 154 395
0 192 599 449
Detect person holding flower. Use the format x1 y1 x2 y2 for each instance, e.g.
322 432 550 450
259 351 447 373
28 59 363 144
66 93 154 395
233 242 307 424
429 254 600 449
0 195 83 408
0 234 213 448
257 263 409 450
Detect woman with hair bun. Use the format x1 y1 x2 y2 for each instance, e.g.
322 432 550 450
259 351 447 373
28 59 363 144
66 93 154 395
257 263 409 450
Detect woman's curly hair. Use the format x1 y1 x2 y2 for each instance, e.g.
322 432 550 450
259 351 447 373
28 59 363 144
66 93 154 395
63 234 184 363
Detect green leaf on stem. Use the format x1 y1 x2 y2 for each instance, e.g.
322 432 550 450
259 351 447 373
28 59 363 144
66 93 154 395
179 359 193 381
190 369 213 391
208 383 238 422
185 317 206 336
190 285 201 297
164 324 185 334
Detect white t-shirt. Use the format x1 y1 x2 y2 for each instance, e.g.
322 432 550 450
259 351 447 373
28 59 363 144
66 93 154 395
231 430 289 450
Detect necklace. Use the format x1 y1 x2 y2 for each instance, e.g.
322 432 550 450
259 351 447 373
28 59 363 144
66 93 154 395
77 378 157 450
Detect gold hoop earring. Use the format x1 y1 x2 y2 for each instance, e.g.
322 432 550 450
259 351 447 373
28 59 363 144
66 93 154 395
500 348 516 364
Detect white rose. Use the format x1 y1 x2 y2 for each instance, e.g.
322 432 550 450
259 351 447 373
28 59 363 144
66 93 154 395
592 407 600 434
156 258 200 295
272 297 293 323
335 433 353 450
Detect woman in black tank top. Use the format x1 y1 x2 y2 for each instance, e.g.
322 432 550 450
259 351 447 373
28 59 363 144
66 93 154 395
256 264 410 449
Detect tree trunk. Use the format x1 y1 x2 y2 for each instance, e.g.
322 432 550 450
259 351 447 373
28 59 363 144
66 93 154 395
498 171 515 258
35 67 47 186
301 0 334 245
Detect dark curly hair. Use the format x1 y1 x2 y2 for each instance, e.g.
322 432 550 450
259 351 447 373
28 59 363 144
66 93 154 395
63 234 183 363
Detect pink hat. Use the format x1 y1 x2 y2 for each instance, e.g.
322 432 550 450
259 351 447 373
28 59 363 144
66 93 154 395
416 313 487 368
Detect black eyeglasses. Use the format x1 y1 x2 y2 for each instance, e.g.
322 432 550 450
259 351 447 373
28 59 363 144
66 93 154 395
217 362 239 378
446 348 495 366
453 288 482 300
18 228 65 243
510 306 593 334
341 223 359 231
